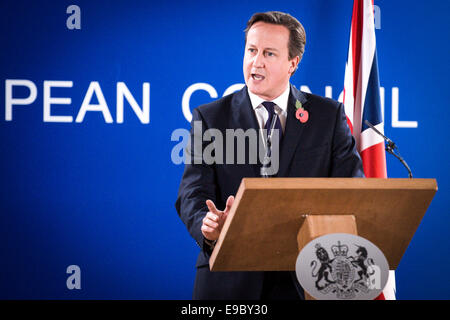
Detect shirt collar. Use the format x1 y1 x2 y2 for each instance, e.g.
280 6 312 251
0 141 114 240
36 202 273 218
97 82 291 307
247 83 290 113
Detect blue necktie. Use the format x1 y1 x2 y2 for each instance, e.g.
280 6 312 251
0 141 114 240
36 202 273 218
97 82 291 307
262 101 283 146
261 101 282 177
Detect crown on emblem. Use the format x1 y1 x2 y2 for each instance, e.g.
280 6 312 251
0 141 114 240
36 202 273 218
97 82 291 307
331 241 349 257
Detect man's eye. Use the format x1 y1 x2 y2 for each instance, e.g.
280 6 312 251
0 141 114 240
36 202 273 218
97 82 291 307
248 48 256 53
266 52 274 57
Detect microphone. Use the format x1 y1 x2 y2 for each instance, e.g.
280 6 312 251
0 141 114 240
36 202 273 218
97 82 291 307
364 120 413 179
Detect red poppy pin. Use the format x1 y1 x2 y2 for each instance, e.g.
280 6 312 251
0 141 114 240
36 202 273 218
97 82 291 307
295 100 308 123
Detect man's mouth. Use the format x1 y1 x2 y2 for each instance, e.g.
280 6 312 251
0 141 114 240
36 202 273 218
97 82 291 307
251 73 265 81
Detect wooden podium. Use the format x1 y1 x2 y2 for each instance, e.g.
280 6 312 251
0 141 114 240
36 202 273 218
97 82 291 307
209 178 437 274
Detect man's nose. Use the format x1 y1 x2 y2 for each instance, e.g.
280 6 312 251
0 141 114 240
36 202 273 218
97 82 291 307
253 52 265 68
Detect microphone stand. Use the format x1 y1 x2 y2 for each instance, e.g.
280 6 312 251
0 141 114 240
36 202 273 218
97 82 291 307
364 120 413 178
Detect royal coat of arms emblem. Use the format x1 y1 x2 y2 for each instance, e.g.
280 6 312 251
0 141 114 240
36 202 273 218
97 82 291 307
296 233 389 300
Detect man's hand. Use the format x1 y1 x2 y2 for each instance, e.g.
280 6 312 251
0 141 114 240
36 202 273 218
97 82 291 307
201 195 235 241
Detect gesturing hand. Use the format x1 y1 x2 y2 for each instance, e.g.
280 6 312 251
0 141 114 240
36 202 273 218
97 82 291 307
201 195 235 241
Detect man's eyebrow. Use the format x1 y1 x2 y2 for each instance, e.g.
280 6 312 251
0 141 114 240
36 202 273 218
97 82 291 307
264 47 279 52
246 44 280 52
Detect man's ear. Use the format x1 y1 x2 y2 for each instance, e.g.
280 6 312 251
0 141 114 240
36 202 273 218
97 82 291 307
289 56 300 75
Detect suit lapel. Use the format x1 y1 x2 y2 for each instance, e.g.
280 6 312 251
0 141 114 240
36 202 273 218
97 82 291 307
278 84 309 177
231 86 260 133
230 86 262 177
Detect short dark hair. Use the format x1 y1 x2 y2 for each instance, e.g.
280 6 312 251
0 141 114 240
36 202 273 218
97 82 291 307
244 11 306 62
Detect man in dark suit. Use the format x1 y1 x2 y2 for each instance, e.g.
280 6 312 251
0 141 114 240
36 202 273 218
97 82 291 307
175 11 364 300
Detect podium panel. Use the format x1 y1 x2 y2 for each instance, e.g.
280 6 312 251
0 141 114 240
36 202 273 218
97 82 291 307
210 178 437 271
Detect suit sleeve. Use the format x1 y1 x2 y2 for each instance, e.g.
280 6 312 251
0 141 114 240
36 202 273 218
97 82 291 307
330 103 365 177
175 108 217 253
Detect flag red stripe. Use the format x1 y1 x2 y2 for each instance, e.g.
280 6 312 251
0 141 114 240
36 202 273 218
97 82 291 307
375 292 385 300
351 0 364 99
360 142 387 178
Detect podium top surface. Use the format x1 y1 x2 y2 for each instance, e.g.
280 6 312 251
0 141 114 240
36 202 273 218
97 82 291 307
210 178 437 271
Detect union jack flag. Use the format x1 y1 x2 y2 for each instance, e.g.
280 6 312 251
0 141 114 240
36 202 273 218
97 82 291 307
342 0 396 300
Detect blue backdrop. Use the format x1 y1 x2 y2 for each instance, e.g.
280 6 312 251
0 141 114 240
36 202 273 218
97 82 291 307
1 0 449 299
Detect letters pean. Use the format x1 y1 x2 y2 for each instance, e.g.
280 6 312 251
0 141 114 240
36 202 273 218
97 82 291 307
4 80 150 124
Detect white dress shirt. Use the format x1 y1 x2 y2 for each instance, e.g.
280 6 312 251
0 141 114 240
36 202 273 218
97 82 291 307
247 84 290 133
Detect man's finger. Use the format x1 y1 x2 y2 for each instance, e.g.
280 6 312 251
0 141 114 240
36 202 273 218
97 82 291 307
224 195 235 213
206 212 219 222
203 217 219 229
201 225 218 241
201 225 214 234
206 199 221 216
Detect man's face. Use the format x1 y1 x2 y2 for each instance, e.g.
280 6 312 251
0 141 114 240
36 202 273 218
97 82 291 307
243 22 299 101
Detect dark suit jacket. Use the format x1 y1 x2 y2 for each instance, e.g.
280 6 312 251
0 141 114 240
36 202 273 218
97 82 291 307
175 84 364 299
